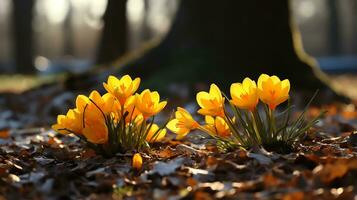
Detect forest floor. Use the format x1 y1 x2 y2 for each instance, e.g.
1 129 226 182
0 74 356 199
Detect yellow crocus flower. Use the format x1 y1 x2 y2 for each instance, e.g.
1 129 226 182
146 124 166 143
103 75 140 105
132 153 143 170
52 94 92 136
166 107 199 139
123 95 143 124
196 84 225 117
75 94 90 113
82 113 108 144
51 109 83 135
230 78 259 111
88 91 121 115
81 91 120 144
257 74 290 110
204 116 231 137
135 89 167 119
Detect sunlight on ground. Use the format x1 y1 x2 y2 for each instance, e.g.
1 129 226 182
330 74 357 100
0 74 64 93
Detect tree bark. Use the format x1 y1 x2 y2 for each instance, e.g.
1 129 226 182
327 0 341 55
12 0 35 73
119 0 340 96
63 2 74 56
69 0 348 103
96 0 127 65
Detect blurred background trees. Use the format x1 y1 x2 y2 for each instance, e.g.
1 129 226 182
95 0 127 65
12 0 35 73
0 0 356 99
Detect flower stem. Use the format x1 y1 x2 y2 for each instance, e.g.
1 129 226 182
269 108 276 141
251 109 262 144
197 125 216 138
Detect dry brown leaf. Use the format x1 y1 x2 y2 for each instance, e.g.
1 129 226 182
168 140 183 146
81 149 97 159
205 145 218 152
314 158 357 183
232 180 259 192
157 147 177 158
0 165 8 177
194 191 213 200
187 177 198 187
47 136 63 148
282 191 304 200
237 150 248 158
206 156 218 167
342 111 357 119
0 130 10 139
303 154 321 163
263 173 280 188
325 105 338 116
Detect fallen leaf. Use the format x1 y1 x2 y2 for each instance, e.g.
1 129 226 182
263 173 280 188
34 157 55 166
186 167 210 176
187 177 198 187
206 156 218 167
47 136 63 148
176 144 206 155
0 130 10 139
194 191 213 200
247 152 272 165
314 158 357 183
81 148 97 159
86 167 108 177
149 157 185 176
7 174 20 183
0 165 8 177
157 147 177 158
282 191 304 200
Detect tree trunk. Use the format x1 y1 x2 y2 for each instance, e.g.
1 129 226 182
69 0 348 103
119 0 343 98
12 0 35 74
96 0 127 65
63 2 74 56
327 0 341 55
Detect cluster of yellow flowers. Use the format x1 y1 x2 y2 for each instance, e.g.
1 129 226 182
167 74 289 138
167 74 299 150
53 73 320 159
52 75 167 153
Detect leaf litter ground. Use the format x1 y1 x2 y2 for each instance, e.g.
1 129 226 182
0 85 356 199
